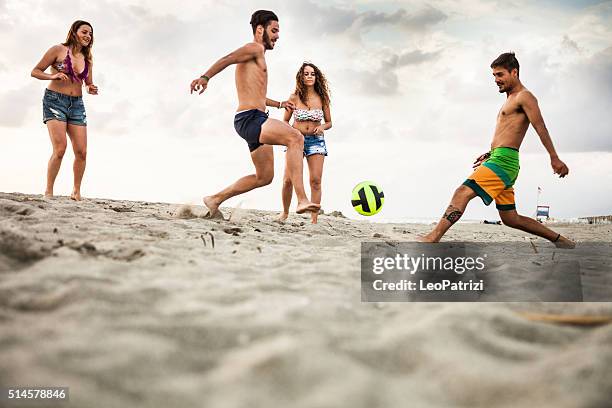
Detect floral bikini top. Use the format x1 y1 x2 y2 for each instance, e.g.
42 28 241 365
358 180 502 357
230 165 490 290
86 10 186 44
294 108 324 122
53 48 89 83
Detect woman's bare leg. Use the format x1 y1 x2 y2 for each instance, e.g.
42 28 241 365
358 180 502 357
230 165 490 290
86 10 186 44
306 154 324 224
45 120 68 197
67 123 87 201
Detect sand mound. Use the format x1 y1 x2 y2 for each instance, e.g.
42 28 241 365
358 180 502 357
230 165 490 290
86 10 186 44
1 192 611 407
0 228 52 271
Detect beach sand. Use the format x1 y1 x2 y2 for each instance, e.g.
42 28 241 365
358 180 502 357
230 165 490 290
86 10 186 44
1 192 611 407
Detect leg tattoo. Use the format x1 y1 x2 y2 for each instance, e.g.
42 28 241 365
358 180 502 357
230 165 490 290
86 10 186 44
443 205 463 224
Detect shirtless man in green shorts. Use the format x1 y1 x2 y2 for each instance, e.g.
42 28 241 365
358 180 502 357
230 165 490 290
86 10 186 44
420 52 575 248
190 10 320 217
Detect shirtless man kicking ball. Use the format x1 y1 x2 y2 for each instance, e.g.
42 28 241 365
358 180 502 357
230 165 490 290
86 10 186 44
190 10 319 217
420 52 575 248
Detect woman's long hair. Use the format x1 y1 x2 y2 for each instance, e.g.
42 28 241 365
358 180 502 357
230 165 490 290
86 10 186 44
62 20 94 62
294 62 330 108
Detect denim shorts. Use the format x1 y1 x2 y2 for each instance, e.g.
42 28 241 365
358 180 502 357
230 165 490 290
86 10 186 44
304 135 328 156
42 89 87 126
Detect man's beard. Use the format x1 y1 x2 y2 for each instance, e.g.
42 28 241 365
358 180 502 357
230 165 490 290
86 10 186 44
263 30 273 50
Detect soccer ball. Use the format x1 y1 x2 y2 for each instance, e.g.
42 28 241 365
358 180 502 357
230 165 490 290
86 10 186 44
351 181 384 216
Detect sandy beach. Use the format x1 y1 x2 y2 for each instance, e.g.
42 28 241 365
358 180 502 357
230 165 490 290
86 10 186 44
1 191 611 408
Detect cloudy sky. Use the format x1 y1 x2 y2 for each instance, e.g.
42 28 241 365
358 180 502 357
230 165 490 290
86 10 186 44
1 0 611 221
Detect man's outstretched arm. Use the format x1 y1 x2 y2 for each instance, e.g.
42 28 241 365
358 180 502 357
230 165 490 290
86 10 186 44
520 91 569 177
265 98 295 110
190 43 263 94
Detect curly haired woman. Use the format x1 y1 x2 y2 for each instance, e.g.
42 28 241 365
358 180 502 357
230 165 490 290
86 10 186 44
278 62 332 224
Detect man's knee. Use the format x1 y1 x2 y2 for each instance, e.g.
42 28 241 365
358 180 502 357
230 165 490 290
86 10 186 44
500 212 520 228
256 172 274 187
452 185 476 203
287 129 304 148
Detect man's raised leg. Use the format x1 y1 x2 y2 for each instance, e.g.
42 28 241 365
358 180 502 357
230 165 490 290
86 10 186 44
498 210 575 248
259 118 319 214
419 185 477 242
203 145 275 217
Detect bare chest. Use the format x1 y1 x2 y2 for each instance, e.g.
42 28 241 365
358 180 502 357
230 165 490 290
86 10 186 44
236 57 267 84
496 99 525 123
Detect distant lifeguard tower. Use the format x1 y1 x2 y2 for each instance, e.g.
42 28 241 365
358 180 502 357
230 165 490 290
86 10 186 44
536 205 550 221
535 187 550 222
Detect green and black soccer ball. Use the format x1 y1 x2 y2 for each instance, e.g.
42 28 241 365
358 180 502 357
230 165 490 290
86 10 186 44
351 181 384 216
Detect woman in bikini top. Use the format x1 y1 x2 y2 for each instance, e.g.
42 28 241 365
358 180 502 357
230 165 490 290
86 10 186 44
293 107 324 122
52 48 90 84
279 62 333 224
31 20 99 201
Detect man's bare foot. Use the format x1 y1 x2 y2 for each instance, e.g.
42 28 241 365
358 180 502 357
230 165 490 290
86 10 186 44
71 191 82 201
203 196 223 219
296 201 320 214
275 212 289 223
554 235 576 249
44 190 53 199
417 232 439 243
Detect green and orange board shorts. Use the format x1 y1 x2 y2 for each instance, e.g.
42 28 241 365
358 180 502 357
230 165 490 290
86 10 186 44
463 147 520 211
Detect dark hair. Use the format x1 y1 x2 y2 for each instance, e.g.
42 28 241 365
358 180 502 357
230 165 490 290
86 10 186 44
250 10 278 34
63 20 94 62
295 62 331 109
490 52 519 76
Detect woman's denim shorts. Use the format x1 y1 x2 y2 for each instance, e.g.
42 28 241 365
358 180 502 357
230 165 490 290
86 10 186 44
303 135 328 156
42 89 87 126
